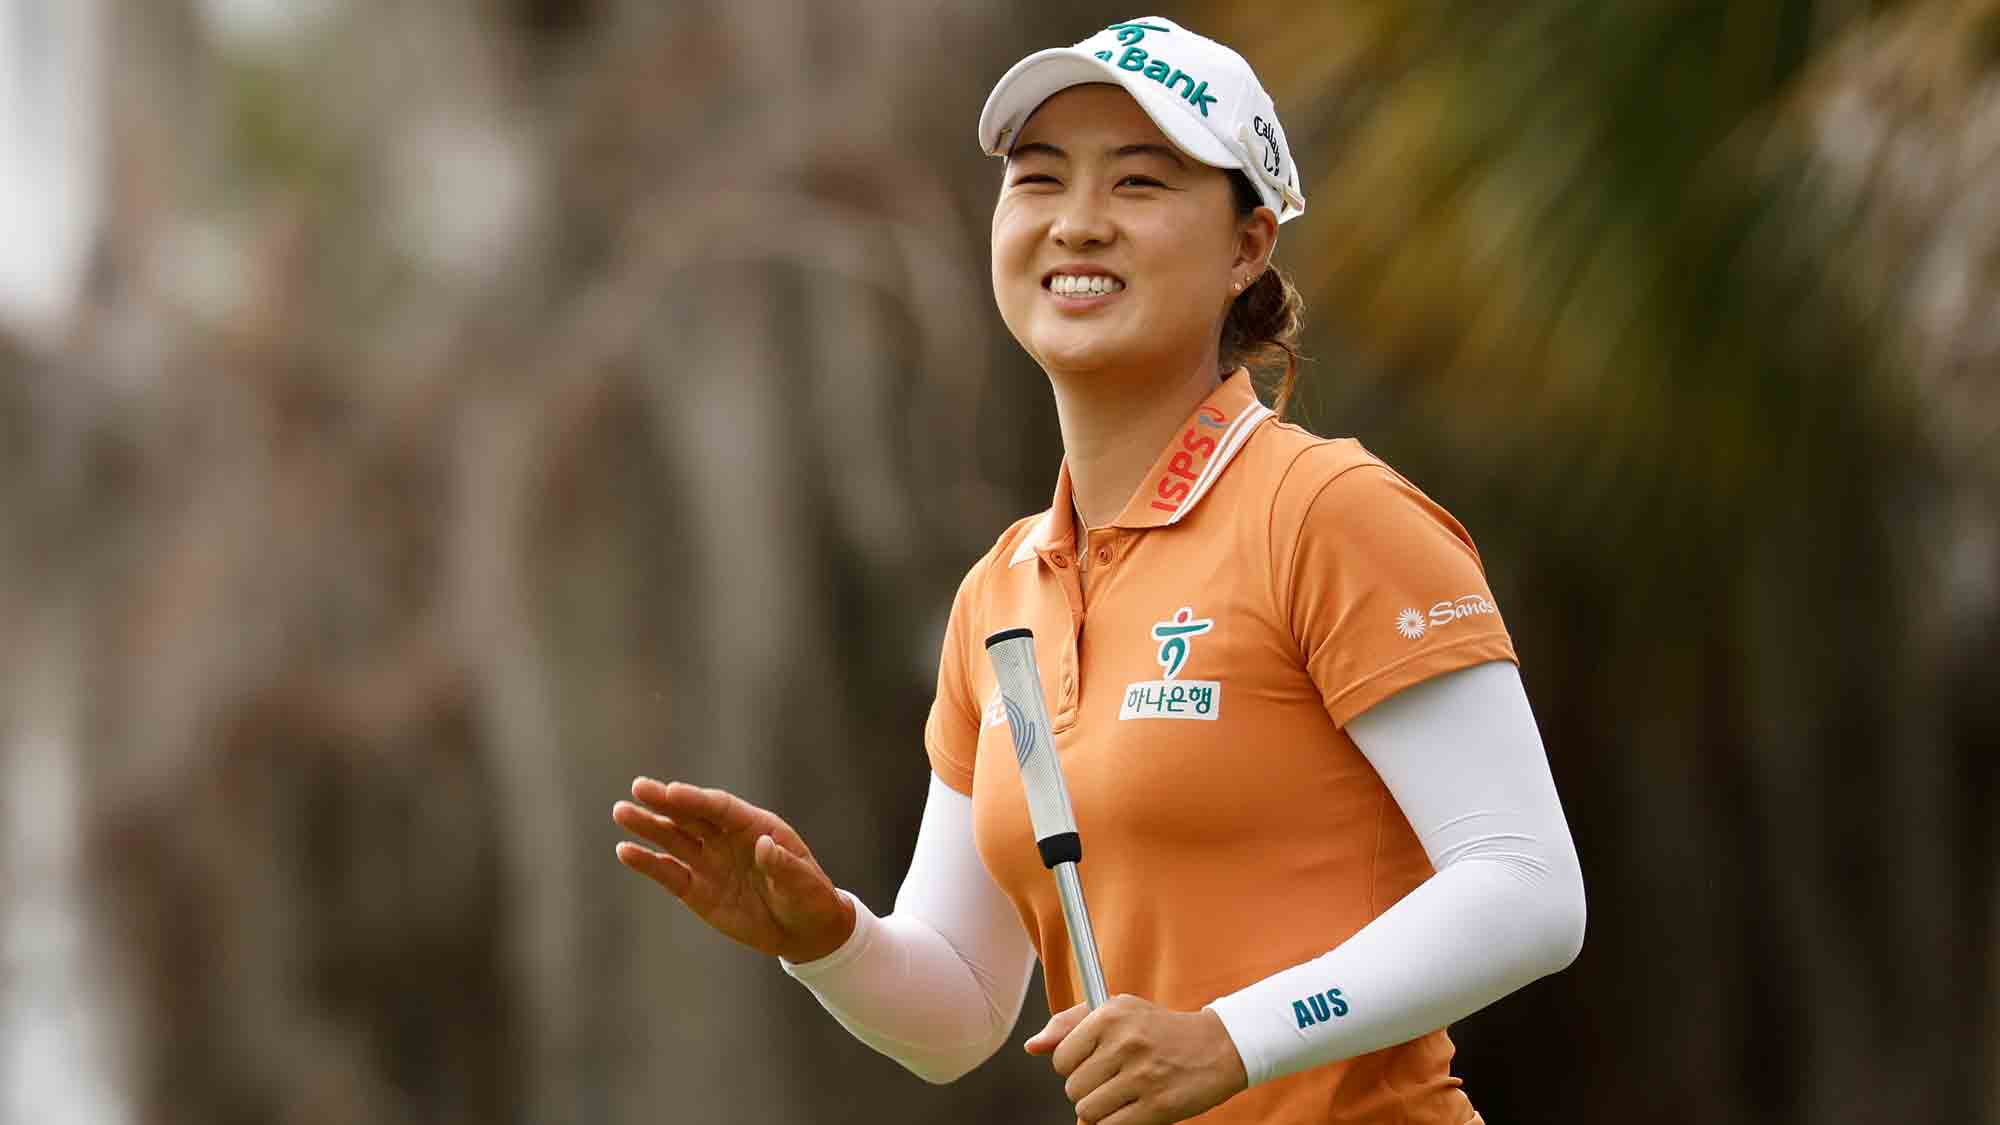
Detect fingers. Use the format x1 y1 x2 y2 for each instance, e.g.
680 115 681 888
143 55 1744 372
753 833 793 888
1050 1002 1114 1077
1031 1000 1134 1123
1075 1075 1143 1125
629 777 731 835
1024 1001 1091 1057
612 801 704 861
614 841 693 897
1053 995 1147 1077
1096 1088 1160 1120
754 834 857 962
1063 1035 1126 1106
1041 1000 1238 1125
629 777 813 848
753 834 831 910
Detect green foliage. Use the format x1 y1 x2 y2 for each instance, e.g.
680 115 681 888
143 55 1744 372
1191 2 1994 1121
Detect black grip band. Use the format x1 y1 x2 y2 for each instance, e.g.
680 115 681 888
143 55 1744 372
985 627 1035 649
1036 832 1082 868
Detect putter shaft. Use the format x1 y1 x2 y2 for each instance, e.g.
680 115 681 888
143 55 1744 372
1054 861 1110 1009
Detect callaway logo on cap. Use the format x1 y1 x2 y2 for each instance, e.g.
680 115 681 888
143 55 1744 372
977 17 1306 223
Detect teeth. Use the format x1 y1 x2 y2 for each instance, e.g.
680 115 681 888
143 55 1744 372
1050 274 1124 296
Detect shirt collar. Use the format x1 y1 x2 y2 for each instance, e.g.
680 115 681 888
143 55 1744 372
1008 369 1273 567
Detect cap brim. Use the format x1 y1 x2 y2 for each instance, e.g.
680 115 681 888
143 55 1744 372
977 47 1240 171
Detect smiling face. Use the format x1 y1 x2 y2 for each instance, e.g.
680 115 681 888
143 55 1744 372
991 84 1264 386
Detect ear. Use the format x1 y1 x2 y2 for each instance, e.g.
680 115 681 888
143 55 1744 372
1233 206 1279 282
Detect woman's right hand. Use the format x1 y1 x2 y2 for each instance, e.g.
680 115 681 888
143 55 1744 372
613 777 856 964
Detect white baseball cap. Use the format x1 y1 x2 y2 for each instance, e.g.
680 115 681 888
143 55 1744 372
978 17 1306 223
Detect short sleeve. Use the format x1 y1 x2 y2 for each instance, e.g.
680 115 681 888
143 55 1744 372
923 559 987 795
1275 458 1517 727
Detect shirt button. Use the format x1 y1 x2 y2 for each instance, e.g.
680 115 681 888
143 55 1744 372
1096 548 1111 565
1052 554 1068 569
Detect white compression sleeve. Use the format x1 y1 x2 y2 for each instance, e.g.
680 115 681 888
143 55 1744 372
1205 660 1586 1087
780 772 1036 1084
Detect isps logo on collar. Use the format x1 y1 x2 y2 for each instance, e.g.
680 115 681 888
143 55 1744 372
1119 607 1220 721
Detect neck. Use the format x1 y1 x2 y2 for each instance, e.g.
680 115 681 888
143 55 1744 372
1049 354 1223 529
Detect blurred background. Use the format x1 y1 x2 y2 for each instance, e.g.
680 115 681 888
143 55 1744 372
1 0 1994 1122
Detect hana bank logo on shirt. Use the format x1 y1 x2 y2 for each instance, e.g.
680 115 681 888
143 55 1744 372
1119 607 1220 721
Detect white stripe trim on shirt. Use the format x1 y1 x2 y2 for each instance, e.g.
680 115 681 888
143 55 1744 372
1007 512 1053 568
1169 402 1272 525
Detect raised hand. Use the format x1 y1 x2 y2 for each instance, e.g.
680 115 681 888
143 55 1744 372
613 777 855 963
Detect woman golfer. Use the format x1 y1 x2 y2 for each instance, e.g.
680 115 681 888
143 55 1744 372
614 17 1584 1124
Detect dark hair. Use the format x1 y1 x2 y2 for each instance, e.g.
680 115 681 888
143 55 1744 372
1222 170 1305 419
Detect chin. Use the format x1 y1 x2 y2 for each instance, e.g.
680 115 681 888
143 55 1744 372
1031 328 1138 373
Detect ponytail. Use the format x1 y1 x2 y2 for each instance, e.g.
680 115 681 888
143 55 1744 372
1221 171 1306 419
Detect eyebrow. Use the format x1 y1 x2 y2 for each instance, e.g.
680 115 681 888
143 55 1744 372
1113 143 1189 169
1008 141 1189 170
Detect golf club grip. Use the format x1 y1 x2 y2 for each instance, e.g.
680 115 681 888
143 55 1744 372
983 629 1082 867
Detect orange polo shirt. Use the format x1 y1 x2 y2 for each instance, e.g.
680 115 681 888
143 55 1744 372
924 370 1514 1124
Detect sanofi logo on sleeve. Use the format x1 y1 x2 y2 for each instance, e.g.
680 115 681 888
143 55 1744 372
1395 594 1500 641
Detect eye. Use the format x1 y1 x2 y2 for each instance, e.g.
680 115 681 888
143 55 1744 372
1011 173 1058 186
1119 175 1166 188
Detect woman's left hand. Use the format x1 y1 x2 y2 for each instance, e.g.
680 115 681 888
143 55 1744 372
1024 995 1249 1123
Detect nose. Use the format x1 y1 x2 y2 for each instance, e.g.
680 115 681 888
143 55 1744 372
1049 193 1113 250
